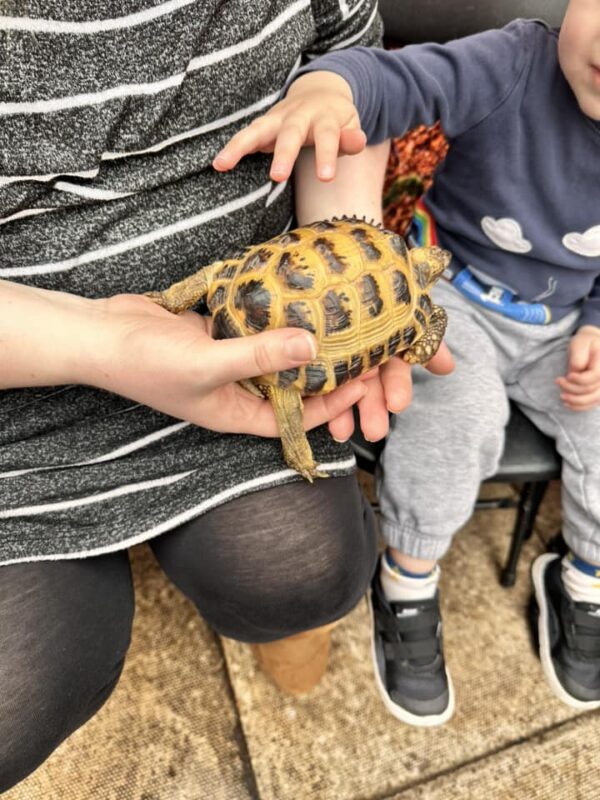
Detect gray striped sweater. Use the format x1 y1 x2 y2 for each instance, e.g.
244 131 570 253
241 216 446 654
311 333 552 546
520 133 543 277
0 0 383 565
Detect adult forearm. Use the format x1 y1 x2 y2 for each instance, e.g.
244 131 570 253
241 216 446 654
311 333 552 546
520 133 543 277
0 279 105 389
293 139 390 226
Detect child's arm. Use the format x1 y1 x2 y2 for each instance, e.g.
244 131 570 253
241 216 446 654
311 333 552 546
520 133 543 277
556 325 600 411
214 21 532 183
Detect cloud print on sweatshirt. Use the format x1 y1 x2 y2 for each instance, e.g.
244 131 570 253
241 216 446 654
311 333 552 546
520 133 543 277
562 225 600 258
480 216 532 253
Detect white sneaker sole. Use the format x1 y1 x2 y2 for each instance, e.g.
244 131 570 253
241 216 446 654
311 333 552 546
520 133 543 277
368 590 455 727
532 553 600 711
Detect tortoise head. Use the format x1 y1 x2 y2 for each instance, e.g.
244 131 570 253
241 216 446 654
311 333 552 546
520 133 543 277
409 245 451 288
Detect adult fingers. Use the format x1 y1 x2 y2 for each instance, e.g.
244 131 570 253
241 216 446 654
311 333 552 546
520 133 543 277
327 407 356 443
223 380 367 438
423 342 455 375
378 342 453 414
380 357 413 413
207 328 318 386
355 373 390 441
303 381 367 430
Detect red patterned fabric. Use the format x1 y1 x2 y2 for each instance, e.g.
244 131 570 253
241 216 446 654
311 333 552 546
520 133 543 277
383 122 448 236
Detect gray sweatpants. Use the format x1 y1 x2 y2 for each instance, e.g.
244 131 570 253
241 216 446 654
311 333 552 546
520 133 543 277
377 281 600 563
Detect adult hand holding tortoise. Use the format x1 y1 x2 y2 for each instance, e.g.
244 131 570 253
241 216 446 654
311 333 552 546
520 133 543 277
0 280 369 438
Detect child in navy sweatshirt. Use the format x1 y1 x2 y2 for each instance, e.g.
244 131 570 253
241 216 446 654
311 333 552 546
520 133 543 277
215 0 600 725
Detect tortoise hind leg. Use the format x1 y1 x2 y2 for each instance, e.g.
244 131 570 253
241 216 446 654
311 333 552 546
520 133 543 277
145 265 213 314
402 304 448 365
265 386 328 482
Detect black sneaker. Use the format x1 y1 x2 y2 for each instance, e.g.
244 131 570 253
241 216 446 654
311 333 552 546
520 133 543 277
532 553 600 709
368 570 454 726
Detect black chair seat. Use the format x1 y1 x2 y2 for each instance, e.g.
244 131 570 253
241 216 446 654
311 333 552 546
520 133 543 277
488 405 560 484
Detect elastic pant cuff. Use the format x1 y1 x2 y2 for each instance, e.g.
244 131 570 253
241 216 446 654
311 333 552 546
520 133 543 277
380 518 452 562
563 531 600 568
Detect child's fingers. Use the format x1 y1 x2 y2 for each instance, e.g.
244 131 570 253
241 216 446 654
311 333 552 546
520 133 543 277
339 126 367 155
557 381 597 396
556 372 600 392
213 116 281 171
312 117 343 180
560 387 600 410
269 114 310 182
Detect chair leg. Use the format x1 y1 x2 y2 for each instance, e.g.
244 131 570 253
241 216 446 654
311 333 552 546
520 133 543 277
501 480 550 588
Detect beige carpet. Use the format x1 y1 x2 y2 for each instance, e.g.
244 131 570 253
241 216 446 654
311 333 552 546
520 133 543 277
5 479 600 799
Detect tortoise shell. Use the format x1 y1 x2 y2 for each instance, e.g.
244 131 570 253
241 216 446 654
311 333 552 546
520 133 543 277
207 217 449 395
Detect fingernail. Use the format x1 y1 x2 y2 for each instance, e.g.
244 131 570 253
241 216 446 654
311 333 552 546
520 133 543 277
213 153 227 167
319 165 334 180
332 436 349 443
285 332 317 362
271 163 288 178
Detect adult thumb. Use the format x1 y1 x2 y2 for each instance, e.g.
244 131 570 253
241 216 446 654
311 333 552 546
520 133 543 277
209 328 318 385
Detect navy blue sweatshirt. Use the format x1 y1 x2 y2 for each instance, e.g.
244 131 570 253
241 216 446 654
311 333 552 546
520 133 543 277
298 20 600 328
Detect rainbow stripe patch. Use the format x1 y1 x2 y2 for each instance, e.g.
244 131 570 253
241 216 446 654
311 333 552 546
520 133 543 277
411 198 438 248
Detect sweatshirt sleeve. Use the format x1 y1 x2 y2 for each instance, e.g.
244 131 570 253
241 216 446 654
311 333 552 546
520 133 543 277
294 20 534 143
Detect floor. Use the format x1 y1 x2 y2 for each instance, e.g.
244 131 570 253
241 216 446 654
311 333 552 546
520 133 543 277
5 478 600 800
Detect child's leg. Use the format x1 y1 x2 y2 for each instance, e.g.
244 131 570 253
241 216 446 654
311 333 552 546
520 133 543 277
508 324 600 708
379 282 510 573
379 313 510 567
371 283 509 726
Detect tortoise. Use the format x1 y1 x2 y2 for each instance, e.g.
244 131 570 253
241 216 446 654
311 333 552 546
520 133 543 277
145 217 449 481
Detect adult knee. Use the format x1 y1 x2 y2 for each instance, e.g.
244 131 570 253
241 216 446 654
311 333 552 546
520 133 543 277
239 493 377 640
153 476 378 643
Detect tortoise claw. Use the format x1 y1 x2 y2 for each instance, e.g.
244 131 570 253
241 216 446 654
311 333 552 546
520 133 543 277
298 466 330 483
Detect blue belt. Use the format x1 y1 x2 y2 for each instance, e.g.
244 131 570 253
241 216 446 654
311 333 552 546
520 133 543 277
408 215 552 325
450 265 552 325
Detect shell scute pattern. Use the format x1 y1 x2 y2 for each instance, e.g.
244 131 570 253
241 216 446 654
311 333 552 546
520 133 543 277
206 217 449 395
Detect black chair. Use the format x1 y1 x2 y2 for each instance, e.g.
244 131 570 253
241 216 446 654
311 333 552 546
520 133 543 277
378 0 567 46
351 404 561 587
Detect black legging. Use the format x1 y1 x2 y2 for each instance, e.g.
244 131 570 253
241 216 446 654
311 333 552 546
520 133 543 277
0 475 377 792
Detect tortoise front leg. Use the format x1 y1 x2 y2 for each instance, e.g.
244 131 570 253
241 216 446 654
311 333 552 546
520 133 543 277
402 304 448 365
264 385 328 482
145 265 213 314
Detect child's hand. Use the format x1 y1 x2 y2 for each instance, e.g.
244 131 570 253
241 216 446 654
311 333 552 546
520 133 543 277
212 71 366 183
556 325 600 410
